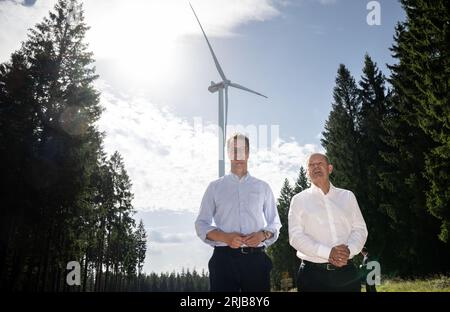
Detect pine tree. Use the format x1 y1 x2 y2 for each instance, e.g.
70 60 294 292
357 54 391 259
135 219 147 290
0 0 147 291
103 151 137 291
321 64 362 193
267 179 293 289
377 0 450 275
390 0 450 243
0 0 102 291
293 166 309 195
267 167 309 290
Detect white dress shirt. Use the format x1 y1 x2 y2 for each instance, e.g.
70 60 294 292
288 182 367 263
195 172 281 247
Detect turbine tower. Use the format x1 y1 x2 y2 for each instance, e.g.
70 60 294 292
190 3 268 177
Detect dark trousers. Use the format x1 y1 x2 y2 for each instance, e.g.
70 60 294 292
208 247 272 292
365 283 377 292
297 262 361 292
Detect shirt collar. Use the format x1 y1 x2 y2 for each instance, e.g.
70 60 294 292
229 171 251 182
311 181 335 196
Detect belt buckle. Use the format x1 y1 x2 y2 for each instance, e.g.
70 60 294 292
240 247 249 254
326 264 335 271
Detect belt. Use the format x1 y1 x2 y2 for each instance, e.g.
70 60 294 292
303 259 353 271
214 246 265 254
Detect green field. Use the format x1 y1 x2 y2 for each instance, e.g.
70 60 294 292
370 275 450 292
287 276 450 292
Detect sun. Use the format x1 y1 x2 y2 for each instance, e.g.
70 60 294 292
86 0 190 87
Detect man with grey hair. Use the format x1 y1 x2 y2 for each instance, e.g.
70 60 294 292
195 133 281 292
288 153 367 292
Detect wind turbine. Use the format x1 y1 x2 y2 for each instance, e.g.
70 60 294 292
189 3 268 177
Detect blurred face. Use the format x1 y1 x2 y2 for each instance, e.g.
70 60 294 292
228 139 249 169
307 154 333 185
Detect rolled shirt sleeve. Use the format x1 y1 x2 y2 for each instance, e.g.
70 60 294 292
346 191 368 257
262 183 282 247
195 183 219 246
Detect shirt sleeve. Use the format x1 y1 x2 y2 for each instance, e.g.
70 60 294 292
288 194 333 260
195 182 219 246
346 191 368 257
262 183 282 247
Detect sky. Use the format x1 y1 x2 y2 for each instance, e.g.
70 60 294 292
0 0 406 274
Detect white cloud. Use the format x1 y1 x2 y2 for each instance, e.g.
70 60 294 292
0 0 279 60
85 0 280 44
96 80 321 212
135 209 211 273
0 0 283 97
0 0 57 61
83 0 281 88
148 230 196 244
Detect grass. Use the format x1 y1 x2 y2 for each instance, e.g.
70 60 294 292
283 275 450 292
371 275 450 292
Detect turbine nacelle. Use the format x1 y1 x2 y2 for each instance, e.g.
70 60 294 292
208 81 231 93
208 81 223 93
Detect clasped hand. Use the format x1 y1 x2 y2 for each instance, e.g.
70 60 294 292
328 244 350 267
225 232 264 248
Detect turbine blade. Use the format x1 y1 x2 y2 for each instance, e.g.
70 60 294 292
229 82 268 98
189 3 227 81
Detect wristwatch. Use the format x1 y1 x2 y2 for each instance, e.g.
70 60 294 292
262 230 272 241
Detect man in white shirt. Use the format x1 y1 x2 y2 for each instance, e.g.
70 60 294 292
288 153 367 292
195 133 281 292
